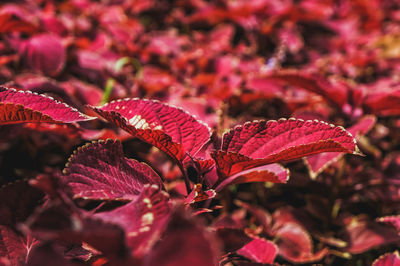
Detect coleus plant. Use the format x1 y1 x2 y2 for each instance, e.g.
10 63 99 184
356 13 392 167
0 86 364 265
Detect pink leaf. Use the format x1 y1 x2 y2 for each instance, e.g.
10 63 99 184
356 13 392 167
95 185 171 258
373 251 400 266
236 237 278 264
304 115 376 178
89 98 211 163
212 118 359 179
341 220 400 254
377 216 400 233
23 34 66 76
275 223 328 263
0 87 94 125
214 163 289 191
62 139 163 201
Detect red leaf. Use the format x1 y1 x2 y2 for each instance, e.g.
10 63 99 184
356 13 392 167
62 139 163 201
212 118 359 179
304 115 376 178
184 184 216 204
95 185 171 258
143 206 219 266
89 99 211 164
236 237 277 264
266 70 349 107
373 251 400 266
0 13 37 34
0 87 94 125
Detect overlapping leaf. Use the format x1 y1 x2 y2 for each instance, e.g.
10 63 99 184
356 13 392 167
0 87 94 125
94 185 171 258
304 115 376 178
62 139 163 201
89 99 211 164
212 118 359 180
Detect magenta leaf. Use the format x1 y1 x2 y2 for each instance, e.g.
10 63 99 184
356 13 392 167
0 87 95 125
304 115 376 178
373 251 400 266
236 237 278 264
212 118 359 180
23 34 66 77
62 139 163 201
94 184 171 258
89 98 211 164
143 206 219 266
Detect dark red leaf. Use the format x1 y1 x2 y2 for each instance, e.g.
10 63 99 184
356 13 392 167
215 228 252 253
24 203 128 261
94 185 171 258
373 251 400 266
212 118 358 179
341 220 400 254
0 226 39 266
236 237 277 264
377 216 400 234
0 87 94 125
89 99 211 164
143 206 219 266
62 139 163 201
275 222 328 263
